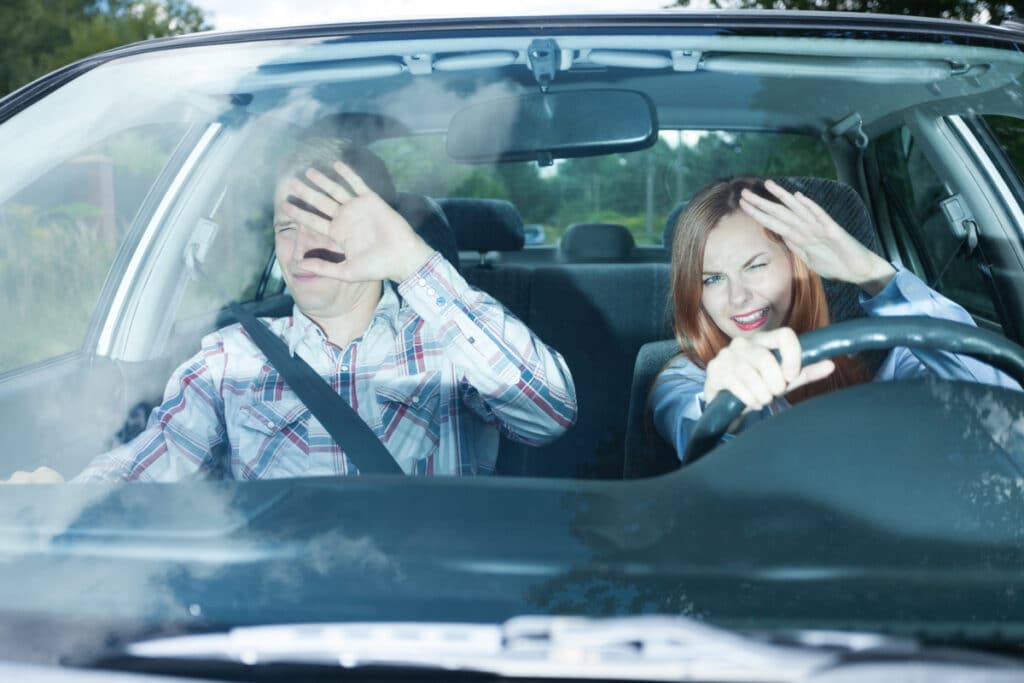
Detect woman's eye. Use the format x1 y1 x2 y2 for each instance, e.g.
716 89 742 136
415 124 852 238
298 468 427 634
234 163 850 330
702 274 723 287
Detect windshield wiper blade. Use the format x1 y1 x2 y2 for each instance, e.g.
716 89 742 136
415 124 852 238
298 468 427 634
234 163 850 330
126 615 837 682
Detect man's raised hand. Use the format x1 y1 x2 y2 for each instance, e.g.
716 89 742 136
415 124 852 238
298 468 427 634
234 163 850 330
280 161 434 284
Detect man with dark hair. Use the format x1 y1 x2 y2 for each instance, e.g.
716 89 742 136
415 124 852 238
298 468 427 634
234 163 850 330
5 136 577 482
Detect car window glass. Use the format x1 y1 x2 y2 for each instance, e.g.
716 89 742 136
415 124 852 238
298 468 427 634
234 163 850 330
983 114 1024 173
173 148 280 320
371 131 835 246
871 126 997 321
0 122 189 373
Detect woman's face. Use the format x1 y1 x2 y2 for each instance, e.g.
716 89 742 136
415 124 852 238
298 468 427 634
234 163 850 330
700 210 794 338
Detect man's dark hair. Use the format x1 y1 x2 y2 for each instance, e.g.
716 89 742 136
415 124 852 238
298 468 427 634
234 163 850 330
279 132 397 208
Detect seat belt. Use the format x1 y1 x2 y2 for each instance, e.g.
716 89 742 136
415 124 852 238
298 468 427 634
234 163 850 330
228 302 403 475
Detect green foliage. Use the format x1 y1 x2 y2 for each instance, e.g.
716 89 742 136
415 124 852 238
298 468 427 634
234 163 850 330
0 0 209 98
669 0 1024 23
0 123 188 371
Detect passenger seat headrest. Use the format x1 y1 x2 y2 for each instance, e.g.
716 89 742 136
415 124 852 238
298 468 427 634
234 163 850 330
437 198 525 252
558 223 635 263
394 193 461 271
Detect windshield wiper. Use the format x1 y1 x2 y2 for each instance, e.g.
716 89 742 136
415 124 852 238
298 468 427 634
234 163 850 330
118 615 1024 682
120 615 843 682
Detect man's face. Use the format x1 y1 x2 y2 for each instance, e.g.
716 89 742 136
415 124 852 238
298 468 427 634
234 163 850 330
273 176 376 320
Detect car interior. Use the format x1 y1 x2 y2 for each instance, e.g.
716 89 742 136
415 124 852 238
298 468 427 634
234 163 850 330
5 27 1024 481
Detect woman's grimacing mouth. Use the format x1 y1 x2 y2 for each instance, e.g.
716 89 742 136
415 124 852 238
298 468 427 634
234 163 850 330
731 306 770 331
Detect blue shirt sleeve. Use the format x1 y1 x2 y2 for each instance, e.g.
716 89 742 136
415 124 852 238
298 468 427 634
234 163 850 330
650 358 708 460
651 356 782 463
861 266 1022 390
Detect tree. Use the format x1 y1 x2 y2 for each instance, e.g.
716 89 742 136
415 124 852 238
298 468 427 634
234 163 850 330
669 0 1024 23
0 0 209 97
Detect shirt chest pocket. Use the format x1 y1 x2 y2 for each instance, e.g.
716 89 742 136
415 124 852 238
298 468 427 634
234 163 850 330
374 371 442 470
237 399 310 478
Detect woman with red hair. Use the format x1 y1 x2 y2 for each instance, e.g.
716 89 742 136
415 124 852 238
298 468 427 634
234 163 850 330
652 176 1018 462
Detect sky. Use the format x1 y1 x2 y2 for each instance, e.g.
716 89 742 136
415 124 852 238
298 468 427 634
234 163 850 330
199 0 678 32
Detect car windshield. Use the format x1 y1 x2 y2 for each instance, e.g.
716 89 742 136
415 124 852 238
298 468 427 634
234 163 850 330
4 13 1024 676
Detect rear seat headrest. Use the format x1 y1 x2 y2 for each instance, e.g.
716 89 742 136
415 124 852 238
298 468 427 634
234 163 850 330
437 198 525 252
558 223 635 263
663 201 688 249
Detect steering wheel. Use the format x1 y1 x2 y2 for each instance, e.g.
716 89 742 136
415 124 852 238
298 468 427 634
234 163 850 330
682 316 1024 465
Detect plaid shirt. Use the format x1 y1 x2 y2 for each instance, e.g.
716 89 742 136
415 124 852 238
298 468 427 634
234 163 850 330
76 253 577 481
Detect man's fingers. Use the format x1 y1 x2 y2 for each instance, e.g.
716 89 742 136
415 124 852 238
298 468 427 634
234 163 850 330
287 179 339 219
297 256 359 282
305 167 354 204
333 161 373 196
280 201 331 236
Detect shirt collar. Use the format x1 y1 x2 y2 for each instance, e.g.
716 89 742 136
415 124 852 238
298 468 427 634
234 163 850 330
285 282 403 356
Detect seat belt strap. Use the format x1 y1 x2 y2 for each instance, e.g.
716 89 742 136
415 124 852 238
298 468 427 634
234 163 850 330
229 303 403 475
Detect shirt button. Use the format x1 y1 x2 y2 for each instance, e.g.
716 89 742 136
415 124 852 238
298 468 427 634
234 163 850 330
468 336 476 344
341 364 349 372
436 297 446 306
418 278 427 287
427 287 436 296
265 420 274 429
412 396 420 403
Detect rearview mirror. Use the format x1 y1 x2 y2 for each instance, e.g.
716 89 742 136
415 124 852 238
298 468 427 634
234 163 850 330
447 89 658 164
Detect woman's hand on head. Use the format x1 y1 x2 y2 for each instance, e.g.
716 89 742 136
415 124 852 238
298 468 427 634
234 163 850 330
738 179 896 296
704 327 836 411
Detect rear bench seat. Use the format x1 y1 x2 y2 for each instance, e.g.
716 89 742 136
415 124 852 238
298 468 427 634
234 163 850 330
440 202 672 478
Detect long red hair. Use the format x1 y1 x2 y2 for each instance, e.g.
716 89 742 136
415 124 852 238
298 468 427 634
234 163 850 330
669 177 869 403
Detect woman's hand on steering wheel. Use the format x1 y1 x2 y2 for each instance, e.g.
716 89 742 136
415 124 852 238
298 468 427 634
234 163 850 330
704 327 836 412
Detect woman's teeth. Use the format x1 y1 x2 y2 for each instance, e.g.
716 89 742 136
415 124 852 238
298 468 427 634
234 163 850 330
734 308 768 323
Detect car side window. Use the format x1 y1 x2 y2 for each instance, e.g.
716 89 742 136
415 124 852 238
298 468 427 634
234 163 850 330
0 123 188 374
983 115 1024 172
871 126 997 322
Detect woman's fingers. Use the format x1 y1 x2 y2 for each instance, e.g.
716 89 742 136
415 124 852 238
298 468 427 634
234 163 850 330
762 179 817 222
788 359 836 393
707 336 789 409
738 196 800 241
764 327 802 385
792 190 837 227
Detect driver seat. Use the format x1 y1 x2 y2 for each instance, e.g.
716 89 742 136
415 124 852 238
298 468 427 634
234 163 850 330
623 177 885 479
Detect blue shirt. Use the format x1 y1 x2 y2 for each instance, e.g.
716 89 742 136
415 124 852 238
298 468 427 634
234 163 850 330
651 266 1022 462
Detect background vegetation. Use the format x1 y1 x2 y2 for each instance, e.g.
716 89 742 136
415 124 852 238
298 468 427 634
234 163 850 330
0 0 208 98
